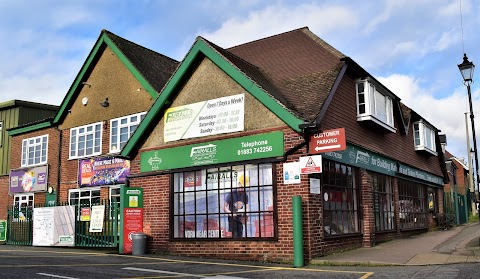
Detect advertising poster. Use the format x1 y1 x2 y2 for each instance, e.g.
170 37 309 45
283 162 301 184
89 205 105 233
164 94 245 142
9 165 48 193
32 206 75 246
79 157 130 187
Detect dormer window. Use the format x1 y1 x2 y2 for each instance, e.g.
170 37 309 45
356 79 395 133
413 120 437 156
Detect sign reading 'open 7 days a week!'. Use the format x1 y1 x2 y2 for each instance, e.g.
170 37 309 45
140 132 284 172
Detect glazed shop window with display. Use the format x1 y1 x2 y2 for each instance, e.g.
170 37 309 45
321 161 360 236
373 173 395 232
399 179 427 230
172 163 274 239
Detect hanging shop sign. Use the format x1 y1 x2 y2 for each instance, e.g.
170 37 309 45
322 143 397 176
309 128 346 154
398 163 443 185
300 155 322 174
141 131 284 172
78 157 130 187
164 93 245 142
9 165 48 193
119 187 144 255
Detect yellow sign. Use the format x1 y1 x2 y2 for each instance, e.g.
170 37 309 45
129 196 138 207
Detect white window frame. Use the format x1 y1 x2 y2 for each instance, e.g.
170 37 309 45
109 186 121 219
356 79 396 133
21 134 48 167
69 122 103 159
413 120 437 155
109 112 146 153
13 193 34 221
68 187 101 206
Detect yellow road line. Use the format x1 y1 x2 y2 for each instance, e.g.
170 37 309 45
0 249 374 278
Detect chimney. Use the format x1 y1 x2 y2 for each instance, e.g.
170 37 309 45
439 134 447 154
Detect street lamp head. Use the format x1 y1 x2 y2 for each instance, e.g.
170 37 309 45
458 53 475 85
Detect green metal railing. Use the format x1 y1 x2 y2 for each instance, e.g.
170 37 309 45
6 200 119 248
75 200 119 247
6 206 33 245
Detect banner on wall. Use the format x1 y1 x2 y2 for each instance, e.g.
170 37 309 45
9 165 48 193
164 94 245 142
78 157 130 187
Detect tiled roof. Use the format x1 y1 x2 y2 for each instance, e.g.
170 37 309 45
104 30 179 93
226 27 346 121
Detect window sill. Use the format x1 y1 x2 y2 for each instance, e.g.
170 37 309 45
323 232 362 239
414 146 437 156
20 163 48 168
357 115 396 133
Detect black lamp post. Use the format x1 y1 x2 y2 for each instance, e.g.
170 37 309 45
458 53 479 208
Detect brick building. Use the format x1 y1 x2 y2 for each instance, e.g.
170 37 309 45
444 150 469 196
5 27 448 263
119 27 448 262
0 101 58 220
6 30 178 234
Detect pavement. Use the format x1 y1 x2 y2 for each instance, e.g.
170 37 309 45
312 221 480 266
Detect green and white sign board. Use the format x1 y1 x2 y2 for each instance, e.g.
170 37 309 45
398 163 443 185
0 220 6 242
322 143 443 185
322 143 398 176
141 131 284 172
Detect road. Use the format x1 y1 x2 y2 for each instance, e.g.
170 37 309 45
1 245 480 278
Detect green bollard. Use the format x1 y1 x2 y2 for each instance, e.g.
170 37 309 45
292 196 304 267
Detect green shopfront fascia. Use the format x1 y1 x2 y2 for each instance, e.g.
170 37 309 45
322 142 444 232
322 143 444 186
140 132 284 239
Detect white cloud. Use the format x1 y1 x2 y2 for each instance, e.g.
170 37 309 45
378 74 473 158
433 29 460 52
199 3 357 48
364 0 406 34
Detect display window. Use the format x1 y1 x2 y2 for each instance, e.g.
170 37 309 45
373 173 395 232
320 160 360 236
172 163 275 239
398 179 427 229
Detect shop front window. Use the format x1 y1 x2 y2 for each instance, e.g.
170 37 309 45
373 173 395 232
399 179 427 229
172 163 274 239
321 160 360 236
428 189 437 213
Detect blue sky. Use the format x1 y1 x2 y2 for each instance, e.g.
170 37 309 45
1 0 479 161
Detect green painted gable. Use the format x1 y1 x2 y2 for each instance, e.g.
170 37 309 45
121 38 304 158
52 31 159 126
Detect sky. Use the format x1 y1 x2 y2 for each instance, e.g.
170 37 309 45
1 0 479 162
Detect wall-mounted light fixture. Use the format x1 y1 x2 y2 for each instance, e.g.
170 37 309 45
100 98 109 107
82 82 92 88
